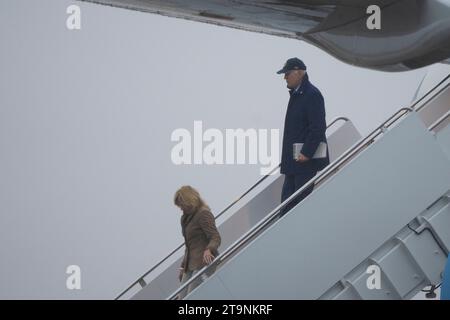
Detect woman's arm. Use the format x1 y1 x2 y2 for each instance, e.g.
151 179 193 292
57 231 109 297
198 210 221 253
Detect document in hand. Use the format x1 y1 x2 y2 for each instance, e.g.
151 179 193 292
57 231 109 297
293 142 327 159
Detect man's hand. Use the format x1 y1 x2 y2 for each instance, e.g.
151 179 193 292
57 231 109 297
203 249 215 265
296 153 310 163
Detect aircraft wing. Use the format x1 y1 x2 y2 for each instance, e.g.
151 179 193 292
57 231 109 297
78 0 450 71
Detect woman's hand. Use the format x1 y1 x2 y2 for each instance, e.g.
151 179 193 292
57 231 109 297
203 249 215 265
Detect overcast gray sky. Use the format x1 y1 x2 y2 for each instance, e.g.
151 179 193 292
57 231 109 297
0 0 443 299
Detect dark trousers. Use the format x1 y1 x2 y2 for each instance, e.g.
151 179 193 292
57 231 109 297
280 171 317 216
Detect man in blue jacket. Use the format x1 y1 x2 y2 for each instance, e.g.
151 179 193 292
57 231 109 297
277 58 329 216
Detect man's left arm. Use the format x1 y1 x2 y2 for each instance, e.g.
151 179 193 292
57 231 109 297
300 93 326 160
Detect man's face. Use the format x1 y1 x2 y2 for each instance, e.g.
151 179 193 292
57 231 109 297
284 69 304 89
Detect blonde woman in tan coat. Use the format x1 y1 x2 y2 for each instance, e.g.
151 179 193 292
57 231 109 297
174 185 221 299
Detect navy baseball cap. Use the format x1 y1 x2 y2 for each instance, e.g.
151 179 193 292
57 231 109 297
276 57 307 74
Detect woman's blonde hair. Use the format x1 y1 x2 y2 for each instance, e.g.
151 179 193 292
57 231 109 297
174 185 210 212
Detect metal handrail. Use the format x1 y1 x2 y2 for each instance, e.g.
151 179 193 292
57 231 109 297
414 74 450 112
166 107 413 300
115 116 350 299
429 110 450 131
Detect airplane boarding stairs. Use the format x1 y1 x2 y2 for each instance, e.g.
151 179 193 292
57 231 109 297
117 74 450 300
115 115 361 300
